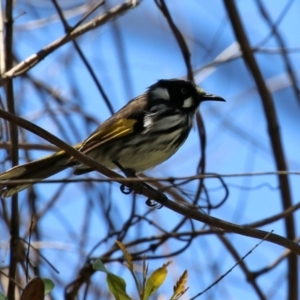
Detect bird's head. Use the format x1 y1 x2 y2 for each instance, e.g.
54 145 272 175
148 78 225 111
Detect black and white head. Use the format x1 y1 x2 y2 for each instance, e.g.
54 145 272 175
148 78 225 112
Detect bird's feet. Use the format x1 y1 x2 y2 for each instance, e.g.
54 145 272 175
113 160 167 208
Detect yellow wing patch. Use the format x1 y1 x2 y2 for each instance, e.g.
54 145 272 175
82 118 137 147
0 166 27 179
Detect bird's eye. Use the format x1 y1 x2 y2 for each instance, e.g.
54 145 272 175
181 88 187 94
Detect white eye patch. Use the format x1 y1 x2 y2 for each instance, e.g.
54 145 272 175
151 87 170 100
182 97 193 108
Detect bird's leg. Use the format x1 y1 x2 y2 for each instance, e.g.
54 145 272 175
112 160 140 194
113 160 155 193
112 160 167 208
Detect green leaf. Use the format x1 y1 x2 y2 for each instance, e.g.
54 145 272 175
143 267 167 300
93 259 109 273
107 273 132 300
42 278 55 295
0 291 8 300
93 259 132 300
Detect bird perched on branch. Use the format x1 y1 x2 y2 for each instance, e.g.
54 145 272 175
0 78 225 198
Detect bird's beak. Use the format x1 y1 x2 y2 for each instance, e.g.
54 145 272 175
201 93 226 102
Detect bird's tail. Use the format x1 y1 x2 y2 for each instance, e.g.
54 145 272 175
0 149 73 198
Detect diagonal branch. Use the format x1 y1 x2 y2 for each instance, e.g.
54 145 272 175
1 109 299 256
0 1 138 83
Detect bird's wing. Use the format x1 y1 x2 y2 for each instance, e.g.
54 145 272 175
79 94 147 155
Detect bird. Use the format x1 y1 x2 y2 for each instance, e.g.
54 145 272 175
0 78 225 198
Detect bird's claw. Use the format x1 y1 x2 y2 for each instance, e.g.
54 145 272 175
120 184 132 195
145 198 157 207
145 193 167 209
120 182 167 209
